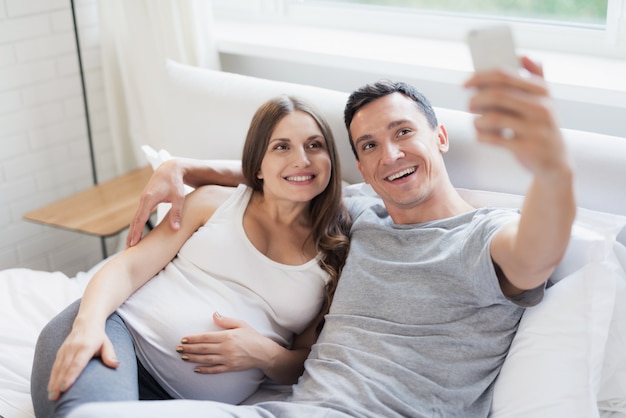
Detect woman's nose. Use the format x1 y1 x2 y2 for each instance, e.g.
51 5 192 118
293 147 311 167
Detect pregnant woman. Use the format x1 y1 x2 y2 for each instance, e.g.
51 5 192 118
31 95 351 418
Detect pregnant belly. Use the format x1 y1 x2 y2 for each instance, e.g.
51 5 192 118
135 338 265 403
117 278 266 403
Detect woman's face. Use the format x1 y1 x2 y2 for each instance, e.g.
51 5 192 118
257 110 332 204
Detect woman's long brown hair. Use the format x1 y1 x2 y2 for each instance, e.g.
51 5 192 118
242 95 351 328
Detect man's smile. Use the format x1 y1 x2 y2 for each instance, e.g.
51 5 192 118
385 166 417 182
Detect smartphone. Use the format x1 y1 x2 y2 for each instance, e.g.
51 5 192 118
467 25 520 72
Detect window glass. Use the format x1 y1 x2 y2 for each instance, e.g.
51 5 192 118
304 0 608 26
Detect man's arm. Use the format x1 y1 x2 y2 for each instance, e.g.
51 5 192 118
127 158 244 247
465 56 576 295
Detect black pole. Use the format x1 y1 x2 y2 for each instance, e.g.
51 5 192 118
70 0 107 258
70 0 98 186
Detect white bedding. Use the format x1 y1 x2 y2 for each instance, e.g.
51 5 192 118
0 267 94 418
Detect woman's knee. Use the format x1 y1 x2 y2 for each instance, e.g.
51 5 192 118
38 299 82 344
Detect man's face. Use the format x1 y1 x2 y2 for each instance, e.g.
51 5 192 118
350 93 449 220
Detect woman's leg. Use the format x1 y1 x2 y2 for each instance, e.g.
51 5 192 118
31 299 139 418
66 399 353 418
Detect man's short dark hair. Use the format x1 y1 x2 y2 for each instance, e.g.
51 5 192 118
344 81 438 159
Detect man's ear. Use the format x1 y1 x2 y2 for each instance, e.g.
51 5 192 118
437 124 449 153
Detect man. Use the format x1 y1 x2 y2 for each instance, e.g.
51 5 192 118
71 56 575 418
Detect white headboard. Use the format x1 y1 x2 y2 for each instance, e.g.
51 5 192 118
151 60 626 219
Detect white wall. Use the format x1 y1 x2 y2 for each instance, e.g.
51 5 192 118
0 0 116 276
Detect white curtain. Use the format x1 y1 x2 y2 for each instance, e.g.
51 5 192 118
98 0 220 173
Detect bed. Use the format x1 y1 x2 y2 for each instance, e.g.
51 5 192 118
1 61 625 418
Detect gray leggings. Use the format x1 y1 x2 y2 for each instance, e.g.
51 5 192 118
30 299 171 418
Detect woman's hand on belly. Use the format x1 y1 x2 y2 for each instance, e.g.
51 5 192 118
176 312 272 374
176 312 315 385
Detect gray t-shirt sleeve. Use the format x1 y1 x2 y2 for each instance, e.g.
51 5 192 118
476 207 545 308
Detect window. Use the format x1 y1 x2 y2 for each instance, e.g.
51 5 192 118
212 0 626 59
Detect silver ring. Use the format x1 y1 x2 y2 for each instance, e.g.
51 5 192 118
501 128 515 140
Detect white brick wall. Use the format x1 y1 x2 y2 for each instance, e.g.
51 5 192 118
0 0 119 276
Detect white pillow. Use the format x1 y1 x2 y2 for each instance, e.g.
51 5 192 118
490 239 620 418
597 242 626 415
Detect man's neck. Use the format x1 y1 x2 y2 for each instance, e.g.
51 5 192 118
387 187 475 225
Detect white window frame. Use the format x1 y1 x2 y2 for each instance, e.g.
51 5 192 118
213 0 626 59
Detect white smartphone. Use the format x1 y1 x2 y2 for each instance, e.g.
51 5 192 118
467 25 520 72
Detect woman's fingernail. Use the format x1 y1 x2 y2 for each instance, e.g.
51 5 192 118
214 311 222 318
48 391 57 400
176 346 183 353
181 355 189 361
194 368 201 373
181 338 188 344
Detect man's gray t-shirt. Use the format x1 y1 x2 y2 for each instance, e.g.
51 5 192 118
287 195 544 418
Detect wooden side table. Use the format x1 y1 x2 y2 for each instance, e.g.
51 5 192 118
23 165 154 258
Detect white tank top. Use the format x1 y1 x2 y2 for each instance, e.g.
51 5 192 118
117 184 329 403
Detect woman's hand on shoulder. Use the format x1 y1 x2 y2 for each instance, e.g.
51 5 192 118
127 159 244 247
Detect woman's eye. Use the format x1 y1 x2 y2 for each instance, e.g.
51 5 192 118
308 141 323 149
274 144 288 150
